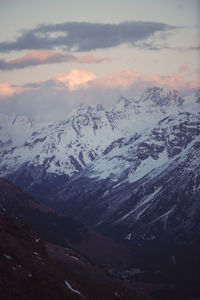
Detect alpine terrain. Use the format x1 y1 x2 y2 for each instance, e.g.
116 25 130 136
1 86 200 299
1 87 199 242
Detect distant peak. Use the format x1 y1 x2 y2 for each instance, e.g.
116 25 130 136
114 95 133 111
139 87 184 107
69 103 105 116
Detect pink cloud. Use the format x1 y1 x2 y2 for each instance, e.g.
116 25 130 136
91 71 143 89
0 82 28 97
76 54 111 64
0 51 111 70
10 50 61 64
1 69 199 98
89 71 189 91
55 69 97 90
188 81 200 89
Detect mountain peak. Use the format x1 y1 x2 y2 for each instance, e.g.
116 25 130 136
114 95 133 111
139 87 184 107
70 103 105 116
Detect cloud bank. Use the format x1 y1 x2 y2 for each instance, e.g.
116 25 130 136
0 69 199 122
0 21 175 53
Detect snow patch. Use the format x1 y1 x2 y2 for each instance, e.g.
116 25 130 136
116 186 162 223
128 150 169 183
4 254 12 260
125 233 132 240
70 256 79 261
64 280 81 295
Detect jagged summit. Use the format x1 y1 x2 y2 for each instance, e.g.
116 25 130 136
69 103 105 116
139 87 184 107
114 95 133 111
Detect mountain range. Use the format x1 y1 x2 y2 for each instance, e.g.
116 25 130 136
1 86 199 244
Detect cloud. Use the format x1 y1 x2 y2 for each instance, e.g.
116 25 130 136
87 70 188 91
54 69 97 90
0 82 29 97
135 44 200 52
0 21 176 53
188 81 200 89
1 69 199 98
76 54 111 64
187 46 200 51
0 50 110 70
0 69 199 122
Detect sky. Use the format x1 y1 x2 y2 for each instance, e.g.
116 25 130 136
0 0 199 121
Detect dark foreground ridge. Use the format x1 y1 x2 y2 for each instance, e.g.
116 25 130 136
0 178 131 269
0 176 200 299
0 214 149 300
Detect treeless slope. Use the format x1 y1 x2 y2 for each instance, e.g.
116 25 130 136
0 214 151 300
0 178 131 268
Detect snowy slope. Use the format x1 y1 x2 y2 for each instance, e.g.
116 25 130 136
86 111 200 183
1 104 126 178
44 110 199 237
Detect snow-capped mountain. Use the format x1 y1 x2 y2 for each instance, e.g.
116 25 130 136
138 87 184 107
1 104 124 179
0 87 199 243
39 110 199 242
0 86 191 178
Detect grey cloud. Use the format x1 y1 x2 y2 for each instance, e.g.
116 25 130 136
0 79 143 122
0 86 117 122
0 21 176 53
135 43 200 52
187 46 200 51
167 45 200 52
